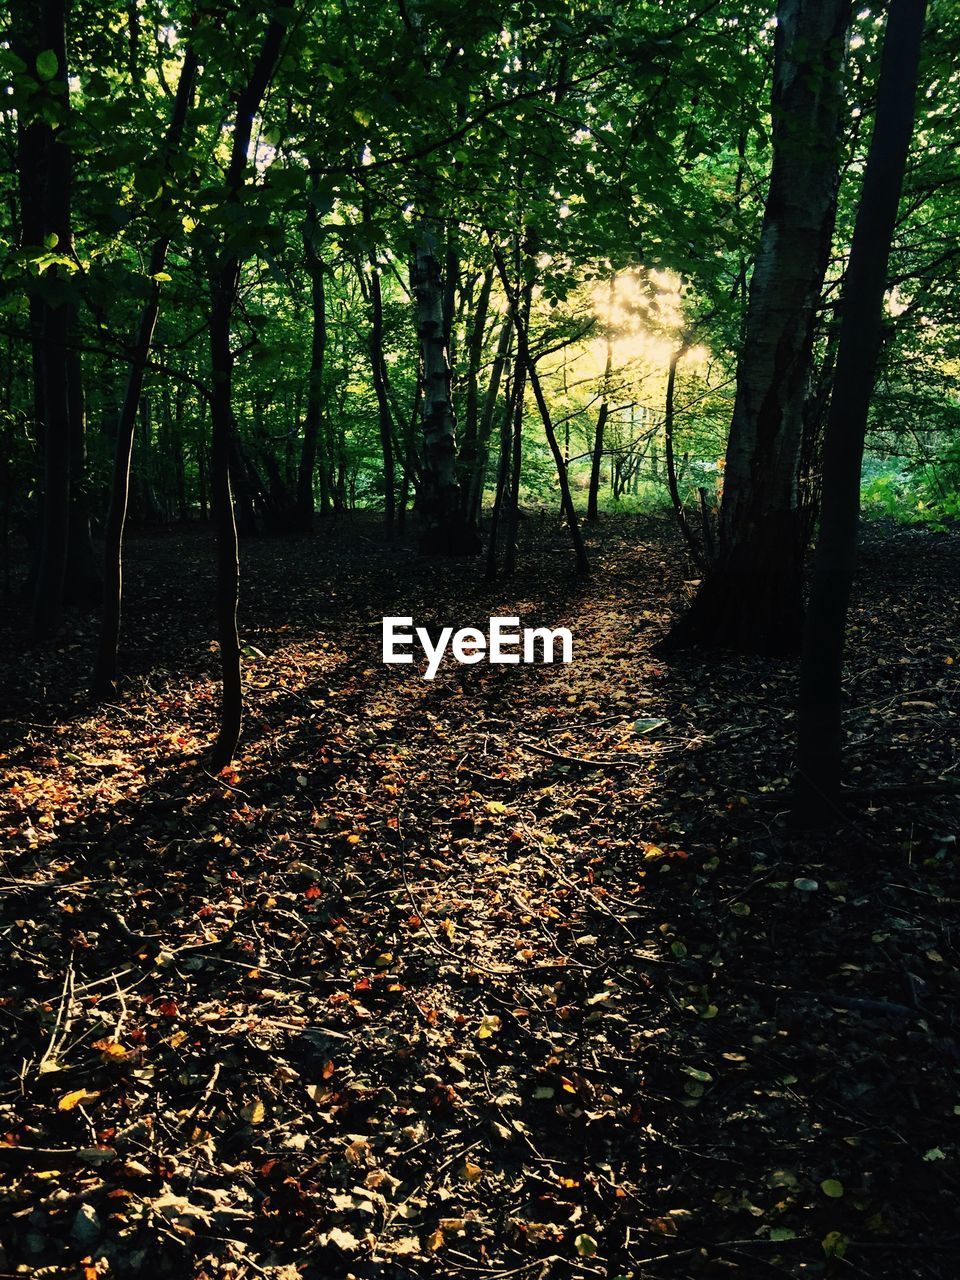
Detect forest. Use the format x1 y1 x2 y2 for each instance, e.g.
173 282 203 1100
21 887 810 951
1 0 959 1276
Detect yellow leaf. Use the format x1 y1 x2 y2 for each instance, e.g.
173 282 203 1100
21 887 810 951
460 1159 483 1183
476 1014 501 1040
92 1039 127 1058
241 1099 266 1124
427 1228 445 1252
58 1088 101 1112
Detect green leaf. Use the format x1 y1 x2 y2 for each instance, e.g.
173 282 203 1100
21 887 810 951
633 717 667 734
574 1234 597 1257
769 1227 797 1241
821 1230 849 1258
681 1066 712 1082
820 1179 844 1199
43 232 59 250
36 49 59 81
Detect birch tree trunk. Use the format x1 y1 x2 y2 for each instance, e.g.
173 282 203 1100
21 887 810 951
664 0 852 655
410 225 479 553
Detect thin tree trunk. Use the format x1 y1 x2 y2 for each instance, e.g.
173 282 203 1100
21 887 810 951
588 275 616 522
93 42 199 694
208 9 286 769
296 162 326 530
663 348 704 567
397 382 422 533
503 340 527 578
795 0 926 819
456 266 493 513
65 348 99 601
467 314 512 525
491 245 589 576
485 371 517 581
664 0 851 655
368 259 395 535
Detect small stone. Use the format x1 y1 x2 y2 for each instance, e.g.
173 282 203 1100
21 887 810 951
70 1203 102 1247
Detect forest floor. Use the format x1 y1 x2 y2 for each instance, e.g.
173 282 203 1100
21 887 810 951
1 513 959 1280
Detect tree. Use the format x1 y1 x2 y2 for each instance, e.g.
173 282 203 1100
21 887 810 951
411 223 480 553
208 8 288 769
92 41 200 696
795 0 927 818
295 161 328 530
22 0 74 641
663 0 852 655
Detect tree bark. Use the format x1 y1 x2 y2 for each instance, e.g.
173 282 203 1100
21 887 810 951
208 9 286 769
795 0 926 819
367 258 396 535
29 0 73 641
485 369 518 581
588 274 616 523
64 347 99 602
466 313 512 525
491 245 589 576
456 266 493 514
410 226 480 553
295 163 327 530
663 347 704 567
664 0 851 655
503 335 527 578
93 42 199 695
10 0 48 539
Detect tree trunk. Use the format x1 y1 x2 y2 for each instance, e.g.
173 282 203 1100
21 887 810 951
456 266 493 514
795 0 926 819
410 226 479 553
663 348 704 566
92 42 199 693
485 370 517 581
296 164 327 531
29 0 73 641
11 0 48 552
208 9 286 770
503 339 527 578
587 402 607 524
587 277 616 523
466 314 512 525
397 382 421 533
368 260 396 535
64 348 99 602
492 245 589 576
664 0 851 655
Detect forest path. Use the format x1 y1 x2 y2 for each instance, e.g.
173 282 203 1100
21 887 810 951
1 516 958 1279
